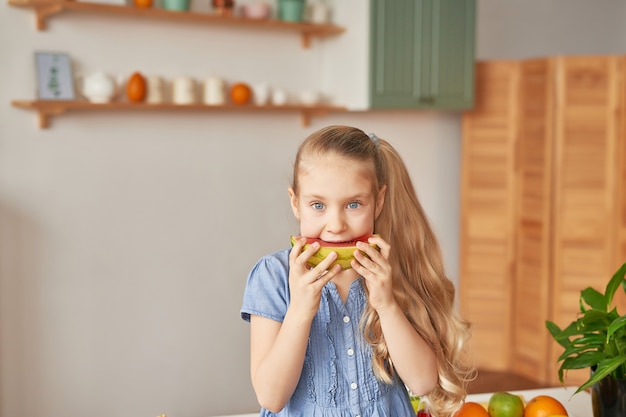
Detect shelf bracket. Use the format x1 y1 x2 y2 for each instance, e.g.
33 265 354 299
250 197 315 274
34 2 63 30
36 105 67 128
300 111 311 127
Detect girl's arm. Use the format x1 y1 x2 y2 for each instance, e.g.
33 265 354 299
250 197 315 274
249 239 340 413
376 302 438 396
352 237 438 396
249 312 313 412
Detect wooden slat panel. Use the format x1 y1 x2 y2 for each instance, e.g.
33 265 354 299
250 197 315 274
548 56 621 386
511 58 554 383
614 56 626 326
460 61 519 370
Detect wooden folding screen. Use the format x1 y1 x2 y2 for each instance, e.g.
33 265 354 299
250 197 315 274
461 56 626 385
460 61 519 371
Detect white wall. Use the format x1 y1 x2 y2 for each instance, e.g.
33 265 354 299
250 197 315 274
1 1 626 416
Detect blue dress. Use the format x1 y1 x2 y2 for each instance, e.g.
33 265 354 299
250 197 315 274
240 248 414 417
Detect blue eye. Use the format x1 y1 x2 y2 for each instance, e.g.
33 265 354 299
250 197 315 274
347 201 360 209
312 202 325 210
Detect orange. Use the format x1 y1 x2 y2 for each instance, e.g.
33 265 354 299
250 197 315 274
523 395 568 417
126 72 147 102
454 401 489 417
133 0 153 7
230 82 252 105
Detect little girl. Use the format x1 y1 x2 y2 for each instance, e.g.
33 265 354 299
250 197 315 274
240 126 473 417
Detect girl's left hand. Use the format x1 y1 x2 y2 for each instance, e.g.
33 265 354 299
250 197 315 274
351 235 394 311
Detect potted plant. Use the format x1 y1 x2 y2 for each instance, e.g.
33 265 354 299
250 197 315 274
546 262 626 417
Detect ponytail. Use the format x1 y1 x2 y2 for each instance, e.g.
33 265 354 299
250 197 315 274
365 139 474 416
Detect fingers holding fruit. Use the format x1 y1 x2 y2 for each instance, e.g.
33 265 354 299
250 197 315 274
288 237 340 317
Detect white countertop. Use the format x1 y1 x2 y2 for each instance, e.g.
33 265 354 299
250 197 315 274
210 386 592 417
467 386 592 417
209 414 258 417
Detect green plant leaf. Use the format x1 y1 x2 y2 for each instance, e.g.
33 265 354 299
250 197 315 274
581 287 607 311
576 356 626 393
557 344 602 361
546 321 573 348
576 320 610 335
604 262 626 306
548 263 626 392
569 335 604 348
607 315 626 341
561 351 604 370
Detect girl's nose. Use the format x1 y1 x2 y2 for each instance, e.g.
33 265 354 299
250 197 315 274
326 210 346 233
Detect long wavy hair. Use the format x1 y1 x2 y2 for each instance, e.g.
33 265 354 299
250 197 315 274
291 125 475 416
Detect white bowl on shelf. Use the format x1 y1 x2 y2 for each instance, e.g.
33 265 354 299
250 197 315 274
299 90 320 106
241 2 271 19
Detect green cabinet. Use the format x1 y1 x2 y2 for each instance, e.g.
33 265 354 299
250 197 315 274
369 0 475 109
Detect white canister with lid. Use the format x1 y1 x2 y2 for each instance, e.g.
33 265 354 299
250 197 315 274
172 76 196 104
145 75 165 104
203 76 226 105
81 70 117 103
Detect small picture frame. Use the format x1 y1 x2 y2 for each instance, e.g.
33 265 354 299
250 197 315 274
35 52 76 100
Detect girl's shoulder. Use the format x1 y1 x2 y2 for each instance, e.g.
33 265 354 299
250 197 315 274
249 247 291 276
241 248 291 322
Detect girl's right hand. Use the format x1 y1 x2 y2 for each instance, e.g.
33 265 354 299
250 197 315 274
288 237 341 319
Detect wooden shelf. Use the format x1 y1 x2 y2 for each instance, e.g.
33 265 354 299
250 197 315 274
8 0 345 47
11 100 349 128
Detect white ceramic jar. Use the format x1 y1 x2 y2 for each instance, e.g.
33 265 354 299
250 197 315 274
81 71 117 103
203 76 226 105
253 83 271 106
145 75 165 104
172 76 196 104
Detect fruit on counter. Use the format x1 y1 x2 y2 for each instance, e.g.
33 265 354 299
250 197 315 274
230 82 252 105
488 392 524 417
289 235 379 270
126 72 147 102
454 401 489 417
523 395 568 417
410 395 422 414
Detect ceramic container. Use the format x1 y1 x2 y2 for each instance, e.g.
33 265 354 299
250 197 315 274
81 71 117 103
278 0 304 22
252 83 270 106
271 88 288 106
145 75 165 104
299 90 320 106
307 1 329 24
172 76 196 104
241 2 271 19
212 0 234 15
162 0 190 11
203 77 225 105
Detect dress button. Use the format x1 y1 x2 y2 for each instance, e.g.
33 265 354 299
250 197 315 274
350 382 358 390
343 316 350 323
347 348 354 356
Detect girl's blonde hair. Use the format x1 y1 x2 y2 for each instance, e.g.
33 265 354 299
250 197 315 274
291 125 475 416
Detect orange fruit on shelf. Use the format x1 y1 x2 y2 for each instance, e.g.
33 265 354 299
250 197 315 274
126 72 147 102
133 0 153 8
523 395 568 417
230 82 252 105
454 401 489 417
